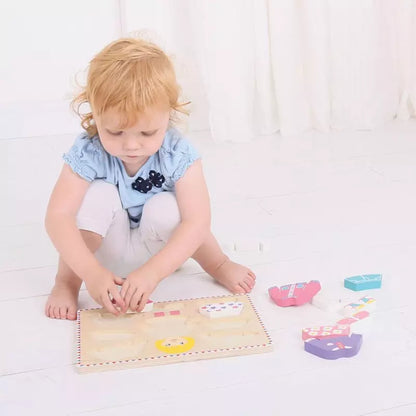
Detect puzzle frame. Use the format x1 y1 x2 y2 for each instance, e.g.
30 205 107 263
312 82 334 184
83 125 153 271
76 294 273 373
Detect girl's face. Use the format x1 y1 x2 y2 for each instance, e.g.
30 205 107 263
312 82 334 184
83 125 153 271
95 104 170 175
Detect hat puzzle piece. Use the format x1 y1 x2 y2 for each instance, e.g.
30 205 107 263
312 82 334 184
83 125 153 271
268 280 321 307
199 301 244 318
304 334 363 360
344 274 382 291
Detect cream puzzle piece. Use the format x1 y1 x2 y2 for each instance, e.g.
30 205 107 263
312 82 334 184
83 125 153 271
76 294 272 373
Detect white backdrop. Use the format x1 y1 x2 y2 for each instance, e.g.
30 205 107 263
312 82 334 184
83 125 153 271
1 0 415 141
190 0 416 141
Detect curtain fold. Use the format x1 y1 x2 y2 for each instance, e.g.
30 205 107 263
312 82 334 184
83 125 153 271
123 0 416 141
190 0 416 141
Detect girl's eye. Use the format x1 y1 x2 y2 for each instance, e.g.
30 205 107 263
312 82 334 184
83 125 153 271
142 130 157 137
107 130 123 136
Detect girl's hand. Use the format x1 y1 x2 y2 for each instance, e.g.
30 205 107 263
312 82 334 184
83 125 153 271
121 268 160 312
84 267 125 315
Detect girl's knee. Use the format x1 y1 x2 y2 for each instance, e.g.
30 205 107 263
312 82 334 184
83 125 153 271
83 180 121 209
77 180 124 237
141 192 181 239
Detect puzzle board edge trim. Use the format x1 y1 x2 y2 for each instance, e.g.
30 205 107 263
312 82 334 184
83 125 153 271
76 294 273 372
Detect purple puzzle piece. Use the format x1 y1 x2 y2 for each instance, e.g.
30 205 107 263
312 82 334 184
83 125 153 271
304 334 363 360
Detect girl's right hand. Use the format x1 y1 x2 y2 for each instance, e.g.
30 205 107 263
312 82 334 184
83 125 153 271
84 267 125 315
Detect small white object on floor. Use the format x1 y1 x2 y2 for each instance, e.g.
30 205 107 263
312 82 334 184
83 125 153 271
221 238 271 253
311 291 344 313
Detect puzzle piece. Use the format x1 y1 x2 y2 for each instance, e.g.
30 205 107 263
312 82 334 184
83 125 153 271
342 296 376 317
344 274 382 291
155 336 195 354
268 280 321 307
311 291 344 313
199 301 244 318
302 324 350 341
304 334 362 360
126 299 154 314
77 294 272 373
337 310 372 334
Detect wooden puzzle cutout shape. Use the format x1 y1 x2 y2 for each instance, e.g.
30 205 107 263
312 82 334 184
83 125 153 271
76 294 272 373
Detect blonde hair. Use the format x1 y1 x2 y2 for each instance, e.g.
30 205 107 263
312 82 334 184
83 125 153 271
72 37 188 137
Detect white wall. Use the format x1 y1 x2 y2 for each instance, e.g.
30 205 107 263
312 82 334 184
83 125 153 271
0 0 209 139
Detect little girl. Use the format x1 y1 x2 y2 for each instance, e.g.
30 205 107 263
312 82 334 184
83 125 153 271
45 37 256 320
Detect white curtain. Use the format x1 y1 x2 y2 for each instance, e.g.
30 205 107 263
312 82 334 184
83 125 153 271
185 0 416 142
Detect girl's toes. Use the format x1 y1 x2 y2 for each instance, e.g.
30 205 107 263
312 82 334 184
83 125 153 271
246 274 255 285
233 284 246 294
245 278 255 289
59 306 68 319
52 306 59 319
68 307 77 320
239 281 251 293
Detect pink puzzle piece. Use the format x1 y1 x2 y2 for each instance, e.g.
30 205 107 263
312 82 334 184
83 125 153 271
269 280 321 307
337 310 372 334
302 324 350 341
338 310 369 325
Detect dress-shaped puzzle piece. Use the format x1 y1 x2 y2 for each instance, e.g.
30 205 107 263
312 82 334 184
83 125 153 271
337 310 372 334
304 334 362 359
344 274 382 291
199 301 244 318
302 324 350 341
342 296 376 317
268 280 321 307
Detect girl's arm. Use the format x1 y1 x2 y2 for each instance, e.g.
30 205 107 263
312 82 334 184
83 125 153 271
139 159 211 279
146 159 210 276
45 164 124 313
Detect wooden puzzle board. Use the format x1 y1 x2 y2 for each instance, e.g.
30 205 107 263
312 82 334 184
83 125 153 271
76 294 272 373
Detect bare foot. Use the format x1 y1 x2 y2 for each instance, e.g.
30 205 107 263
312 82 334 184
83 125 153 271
209 258 256 294
45 279 81 320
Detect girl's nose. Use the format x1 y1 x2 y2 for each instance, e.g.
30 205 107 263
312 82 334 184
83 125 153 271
123 136 141 150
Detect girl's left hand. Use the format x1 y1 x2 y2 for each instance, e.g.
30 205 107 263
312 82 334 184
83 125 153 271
120 267 160 312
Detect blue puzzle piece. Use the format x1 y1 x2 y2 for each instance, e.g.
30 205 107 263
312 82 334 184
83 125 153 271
344 274 382 291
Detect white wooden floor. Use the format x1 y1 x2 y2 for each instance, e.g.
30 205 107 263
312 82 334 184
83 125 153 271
1 121 416 416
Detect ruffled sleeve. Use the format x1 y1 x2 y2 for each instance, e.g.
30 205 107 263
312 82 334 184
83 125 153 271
160 129 201 183
63 133 109 182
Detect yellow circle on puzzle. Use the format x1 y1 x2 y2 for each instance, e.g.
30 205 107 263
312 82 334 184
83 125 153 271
155 336 195 354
